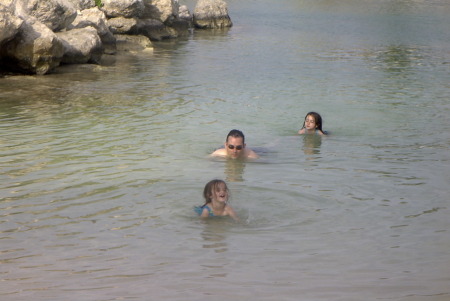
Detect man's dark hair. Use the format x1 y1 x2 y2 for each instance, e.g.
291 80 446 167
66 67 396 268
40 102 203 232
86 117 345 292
226 129 245 144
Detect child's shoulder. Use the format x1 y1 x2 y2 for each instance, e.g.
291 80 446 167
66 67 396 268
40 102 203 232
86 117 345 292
224 203 236 214
224 204 239 221
194 205 214 216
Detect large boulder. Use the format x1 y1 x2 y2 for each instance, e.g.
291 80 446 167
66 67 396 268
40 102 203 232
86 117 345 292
178 4 193 28
67 0 96 11
193 0 232 29
68 7 116 45
107 17 139 35
101 0 145 18
107 17 178 41
0 0 14 7
142 0 178 23
15 0 78 32
0 18 64 74
0 3 24 46
56 26 103 64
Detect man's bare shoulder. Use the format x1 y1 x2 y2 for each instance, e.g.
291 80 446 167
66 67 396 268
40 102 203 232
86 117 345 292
211 148 227 157
246 148 259 159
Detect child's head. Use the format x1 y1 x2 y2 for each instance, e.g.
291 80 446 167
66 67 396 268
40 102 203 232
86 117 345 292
302 112 323 131
203 179 229 204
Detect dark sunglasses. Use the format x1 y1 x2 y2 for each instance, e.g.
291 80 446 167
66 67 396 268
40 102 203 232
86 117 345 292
228 144 243 150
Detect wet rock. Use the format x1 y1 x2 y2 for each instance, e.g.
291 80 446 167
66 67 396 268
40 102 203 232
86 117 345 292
107 16 184 41
0 18 64 74
57 26 103 64
167 18 190 37
136 18 176 41
140 0 189 39
193 0 232 29
115 34 152 52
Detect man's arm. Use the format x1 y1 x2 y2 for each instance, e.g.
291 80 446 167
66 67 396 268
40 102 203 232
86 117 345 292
246 148 259 159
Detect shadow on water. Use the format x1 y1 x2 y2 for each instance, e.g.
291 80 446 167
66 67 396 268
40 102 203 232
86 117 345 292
200 220 230 254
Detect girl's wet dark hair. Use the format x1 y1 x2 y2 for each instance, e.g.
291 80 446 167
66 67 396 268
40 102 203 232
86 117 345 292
302 112 323 132
203 179 228 205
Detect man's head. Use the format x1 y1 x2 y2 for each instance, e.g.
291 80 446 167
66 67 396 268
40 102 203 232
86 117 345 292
225 129 246 159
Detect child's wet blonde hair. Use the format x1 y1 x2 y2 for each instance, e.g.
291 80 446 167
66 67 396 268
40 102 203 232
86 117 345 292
203 179 228 205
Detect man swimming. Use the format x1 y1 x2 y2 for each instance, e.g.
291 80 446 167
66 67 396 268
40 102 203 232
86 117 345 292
211 129 259 159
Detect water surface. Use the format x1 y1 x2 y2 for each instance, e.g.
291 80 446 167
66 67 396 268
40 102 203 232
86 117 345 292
1 0 450 300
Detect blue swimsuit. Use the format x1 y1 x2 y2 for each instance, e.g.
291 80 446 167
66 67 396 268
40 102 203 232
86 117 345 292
194 205 215 217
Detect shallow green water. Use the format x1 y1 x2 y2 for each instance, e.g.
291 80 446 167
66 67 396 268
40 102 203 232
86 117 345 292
1 0 450 300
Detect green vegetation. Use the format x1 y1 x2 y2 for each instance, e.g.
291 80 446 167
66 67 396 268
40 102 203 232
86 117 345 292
95 0 102 7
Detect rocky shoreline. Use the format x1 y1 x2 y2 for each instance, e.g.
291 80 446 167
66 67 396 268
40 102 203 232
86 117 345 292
0 0 232 75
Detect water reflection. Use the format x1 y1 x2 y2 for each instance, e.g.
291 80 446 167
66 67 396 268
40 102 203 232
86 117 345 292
201 225 228 254
191 28 231 41
301 134 322 157
199 221 230 278
224 159 246 182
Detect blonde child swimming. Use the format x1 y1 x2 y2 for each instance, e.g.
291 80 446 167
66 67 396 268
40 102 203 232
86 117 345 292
194 179 239 221
298 111 326 135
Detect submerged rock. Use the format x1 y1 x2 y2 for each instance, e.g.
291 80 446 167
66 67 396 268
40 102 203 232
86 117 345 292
115 34 152 52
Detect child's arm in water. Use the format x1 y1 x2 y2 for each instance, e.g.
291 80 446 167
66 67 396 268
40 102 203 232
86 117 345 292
200 207 210 218
225 204 240 221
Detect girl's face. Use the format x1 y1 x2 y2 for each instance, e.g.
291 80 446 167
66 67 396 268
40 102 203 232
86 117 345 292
211 183 229 203
304 115 318 130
